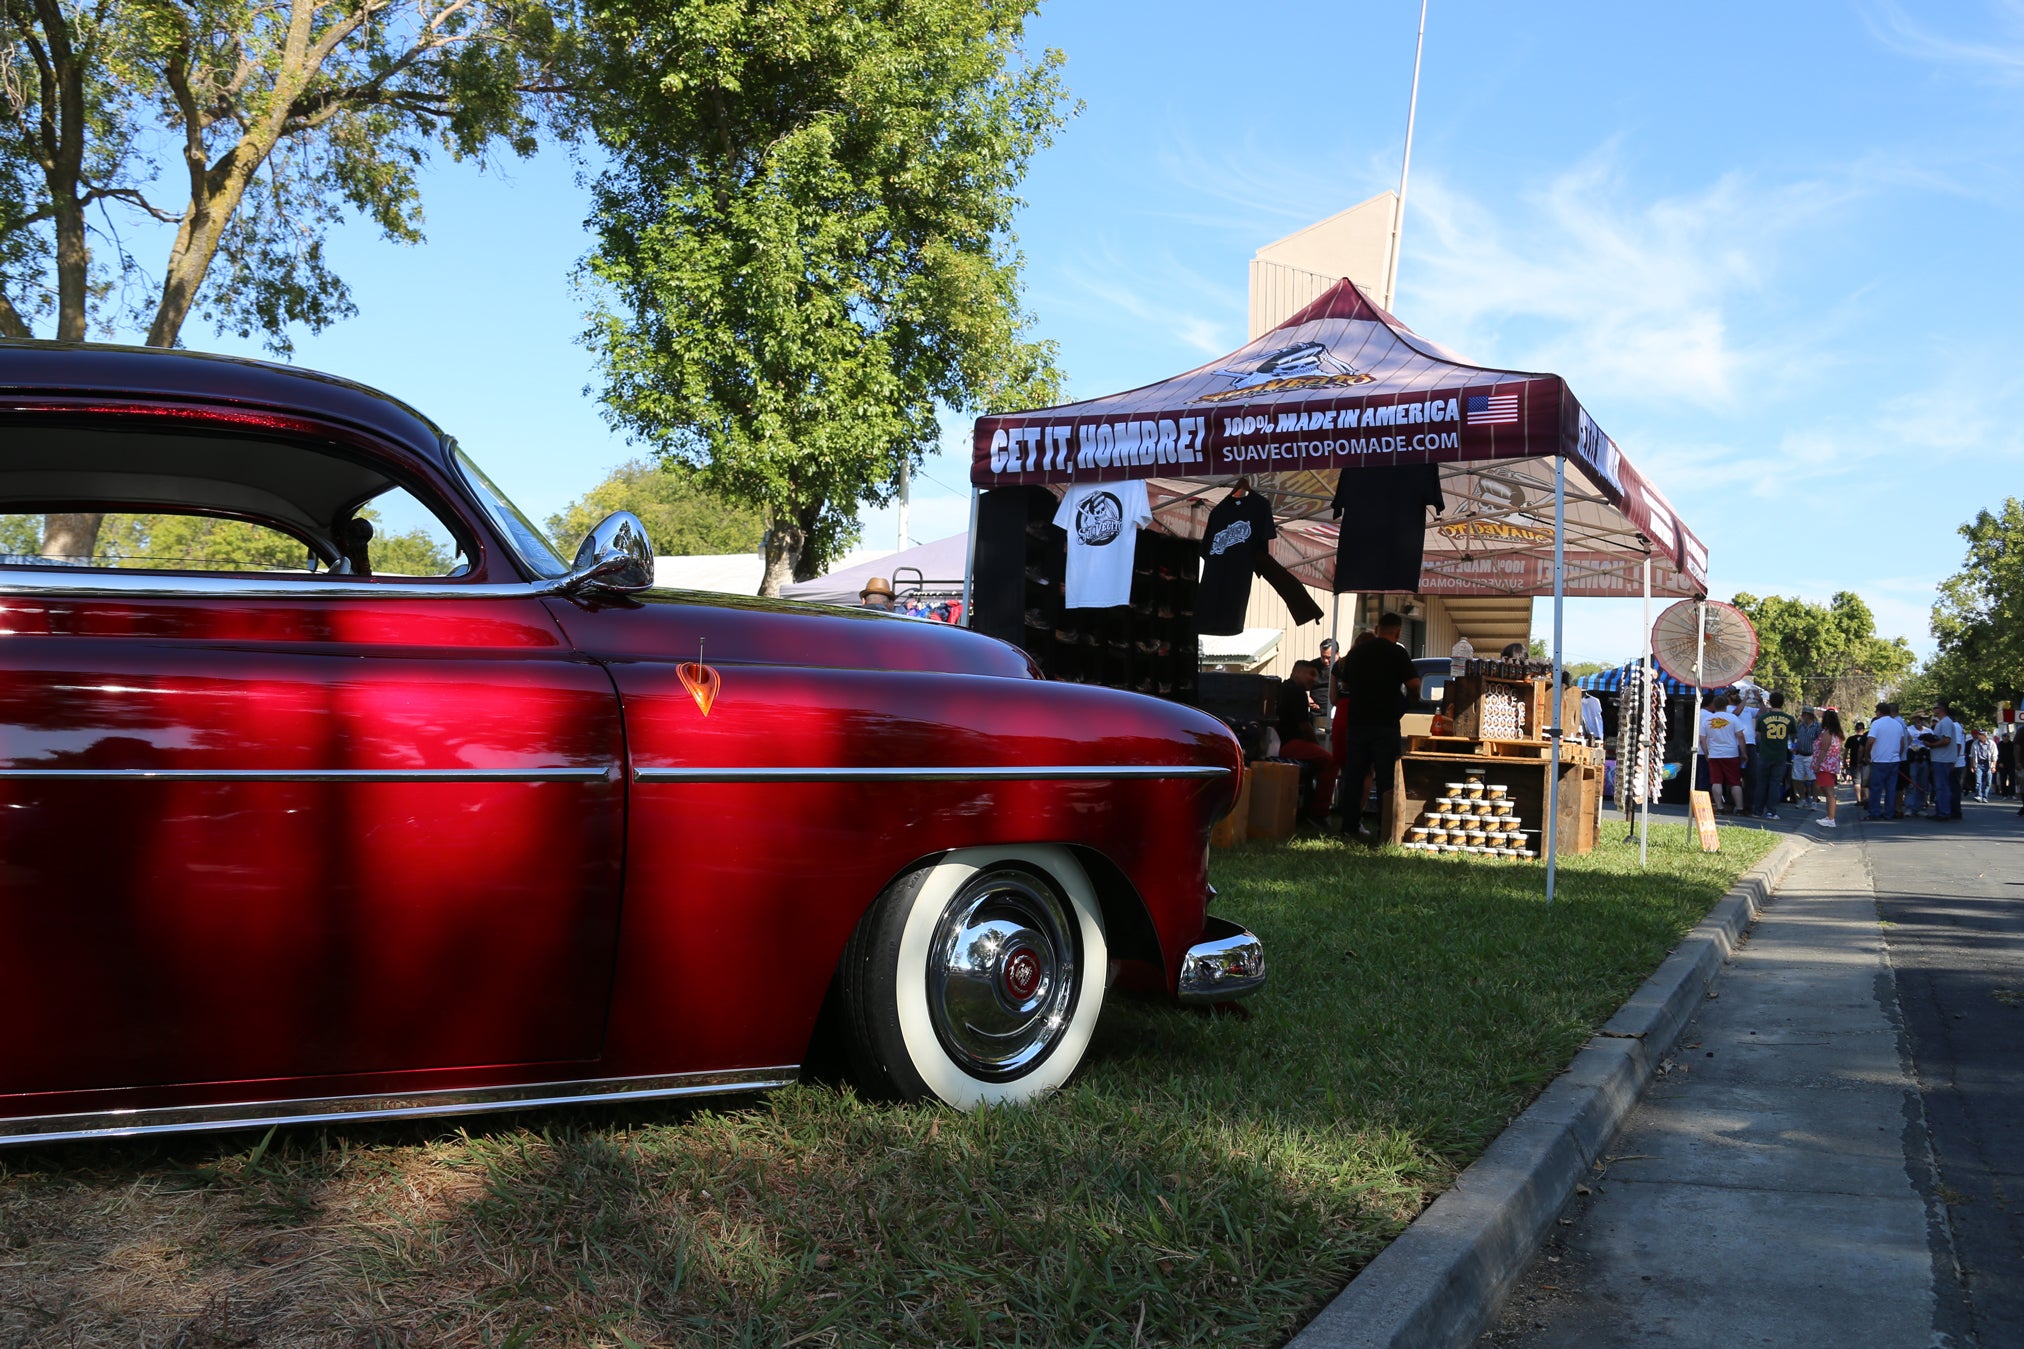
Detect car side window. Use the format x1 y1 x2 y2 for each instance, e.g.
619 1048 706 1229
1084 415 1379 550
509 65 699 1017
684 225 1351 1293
0 423 470 580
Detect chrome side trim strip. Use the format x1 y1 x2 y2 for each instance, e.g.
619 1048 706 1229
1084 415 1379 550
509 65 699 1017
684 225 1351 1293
633 764 1231 784
0 1066 798 1148
0 766 615 783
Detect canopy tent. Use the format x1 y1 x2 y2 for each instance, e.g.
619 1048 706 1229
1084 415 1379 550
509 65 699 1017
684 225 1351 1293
966 277 1710 899
969 278 1706 601
1579 664 1705 697
783 532 968 606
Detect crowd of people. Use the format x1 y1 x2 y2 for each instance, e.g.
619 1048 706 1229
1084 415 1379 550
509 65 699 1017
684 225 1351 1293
1698 689 2016 829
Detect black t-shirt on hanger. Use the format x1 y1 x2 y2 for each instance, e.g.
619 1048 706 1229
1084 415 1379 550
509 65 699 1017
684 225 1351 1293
1196 490 1276 635
1330 463 1444 593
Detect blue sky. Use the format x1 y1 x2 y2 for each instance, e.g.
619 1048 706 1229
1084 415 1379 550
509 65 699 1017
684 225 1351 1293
142 0 2024 662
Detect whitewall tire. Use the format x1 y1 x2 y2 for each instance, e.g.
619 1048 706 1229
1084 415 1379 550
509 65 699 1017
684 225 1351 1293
839 845 1107 1108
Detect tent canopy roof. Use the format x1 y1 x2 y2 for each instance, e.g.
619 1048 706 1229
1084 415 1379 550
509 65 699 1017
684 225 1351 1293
972 279 1707 600
783 532 967 605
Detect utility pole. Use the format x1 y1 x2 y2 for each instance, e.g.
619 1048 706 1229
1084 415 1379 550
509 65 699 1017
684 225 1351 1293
898 461 910 551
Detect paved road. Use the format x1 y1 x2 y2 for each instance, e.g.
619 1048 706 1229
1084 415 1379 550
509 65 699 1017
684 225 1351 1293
1479 790 2024 1347
1870 797 2024 1345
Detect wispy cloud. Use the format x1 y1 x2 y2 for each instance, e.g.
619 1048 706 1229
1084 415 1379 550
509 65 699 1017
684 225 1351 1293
1398 149 1859 410
1042 242 1244 362
1866 0 2024 79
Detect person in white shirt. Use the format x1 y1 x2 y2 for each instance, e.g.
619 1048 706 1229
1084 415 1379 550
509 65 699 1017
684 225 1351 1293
1865 702 1907 819
1926 701 1964 821
1699 694 1749 814
1581 689 1605 743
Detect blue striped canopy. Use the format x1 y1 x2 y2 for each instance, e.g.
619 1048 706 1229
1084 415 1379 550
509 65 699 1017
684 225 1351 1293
1577 664 1705 696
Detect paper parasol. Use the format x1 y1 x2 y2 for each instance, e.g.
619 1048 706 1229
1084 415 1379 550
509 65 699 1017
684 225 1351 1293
1652 600 1758 689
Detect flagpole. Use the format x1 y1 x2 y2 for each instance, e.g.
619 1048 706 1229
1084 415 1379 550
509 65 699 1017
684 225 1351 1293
1383 0 1429 312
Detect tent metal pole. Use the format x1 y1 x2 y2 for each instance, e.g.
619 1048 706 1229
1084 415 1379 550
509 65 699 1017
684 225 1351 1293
961 486 980 628
1546 453 1565 906
1640 551 1652 868
1686 600 1707 845
1383 0 1429 312
1327 590 1341 748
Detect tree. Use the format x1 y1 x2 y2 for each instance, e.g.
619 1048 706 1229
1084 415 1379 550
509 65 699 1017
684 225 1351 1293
1 0 568 558
1920 498 2024 722
1729 590 1914 711
1 505 451 571
546 458 765 557
578 0 1069 595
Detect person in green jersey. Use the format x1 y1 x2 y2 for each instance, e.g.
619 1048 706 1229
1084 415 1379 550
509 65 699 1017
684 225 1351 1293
1754 690 1797 820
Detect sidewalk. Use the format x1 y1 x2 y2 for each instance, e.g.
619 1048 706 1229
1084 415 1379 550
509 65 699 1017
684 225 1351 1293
1477 829 1946 1346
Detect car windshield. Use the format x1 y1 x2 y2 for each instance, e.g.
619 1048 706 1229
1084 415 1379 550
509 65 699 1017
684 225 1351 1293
449 440 569 579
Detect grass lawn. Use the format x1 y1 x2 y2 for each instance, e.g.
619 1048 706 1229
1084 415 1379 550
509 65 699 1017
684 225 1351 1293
0 824 1775 1347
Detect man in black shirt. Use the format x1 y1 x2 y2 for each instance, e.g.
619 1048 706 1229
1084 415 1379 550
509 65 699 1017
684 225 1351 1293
1275 660 1337 829
1333 612 1421 842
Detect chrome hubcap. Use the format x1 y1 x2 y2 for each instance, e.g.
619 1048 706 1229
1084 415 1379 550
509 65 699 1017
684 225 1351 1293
926 869 1079 1079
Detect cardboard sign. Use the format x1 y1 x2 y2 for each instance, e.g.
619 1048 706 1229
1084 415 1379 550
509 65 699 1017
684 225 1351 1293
1689 789 1720 852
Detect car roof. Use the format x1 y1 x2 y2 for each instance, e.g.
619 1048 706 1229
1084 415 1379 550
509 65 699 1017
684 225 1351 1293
0 339 448 465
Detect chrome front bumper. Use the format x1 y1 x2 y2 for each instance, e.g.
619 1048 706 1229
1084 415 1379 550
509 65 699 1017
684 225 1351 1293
1176 915 1266 1005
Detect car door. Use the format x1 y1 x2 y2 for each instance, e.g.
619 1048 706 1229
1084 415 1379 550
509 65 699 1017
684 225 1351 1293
0 439 626 1101
0 591 628 1100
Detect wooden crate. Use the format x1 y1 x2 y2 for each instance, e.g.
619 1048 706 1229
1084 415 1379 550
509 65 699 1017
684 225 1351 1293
1383 748 1600 856
1247 760 1301 842
1211 770 1252 848
1446 676 1588 746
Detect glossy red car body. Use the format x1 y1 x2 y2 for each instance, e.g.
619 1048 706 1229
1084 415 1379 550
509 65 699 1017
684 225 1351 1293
0 341 1253 1144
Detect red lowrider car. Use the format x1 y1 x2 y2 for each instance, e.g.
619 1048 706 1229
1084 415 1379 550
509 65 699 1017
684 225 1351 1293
0 342 1262 1146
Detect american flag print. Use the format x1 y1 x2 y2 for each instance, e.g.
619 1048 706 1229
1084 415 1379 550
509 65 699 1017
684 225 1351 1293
1466 393 1519 426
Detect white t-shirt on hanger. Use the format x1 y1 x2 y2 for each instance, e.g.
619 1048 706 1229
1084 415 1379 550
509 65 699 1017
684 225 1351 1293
1053 481 1152 609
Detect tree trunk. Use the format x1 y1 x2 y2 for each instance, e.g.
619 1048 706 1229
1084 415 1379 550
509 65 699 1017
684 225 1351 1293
759 524 804 598
790 500 827 583
40 512 104 563
0 294 33 340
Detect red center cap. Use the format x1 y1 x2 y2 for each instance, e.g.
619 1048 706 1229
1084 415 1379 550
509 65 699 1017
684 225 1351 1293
1003 947 1040 999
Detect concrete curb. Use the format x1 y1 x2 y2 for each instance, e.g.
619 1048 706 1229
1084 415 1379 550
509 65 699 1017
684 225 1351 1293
1286 832 1813 1349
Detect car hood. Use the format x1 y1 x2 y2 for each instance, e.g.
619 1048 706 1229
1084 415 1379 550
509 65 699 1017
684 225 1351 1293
542 587 1039 679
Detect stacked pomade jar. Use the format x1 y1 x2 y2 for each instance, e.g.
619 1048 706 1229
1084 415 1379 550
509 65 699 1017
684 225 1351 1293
1401 772 1537 858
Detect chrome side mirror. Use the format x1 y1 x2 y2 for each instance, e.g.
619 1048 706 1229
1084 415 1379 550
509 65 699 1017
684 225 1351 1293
563 511 655 594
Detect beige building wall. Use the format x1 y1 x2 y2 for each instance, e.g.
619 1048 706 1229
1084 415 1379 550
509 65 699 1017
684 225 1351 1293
1235 578 1344 680
1249 192 1398 337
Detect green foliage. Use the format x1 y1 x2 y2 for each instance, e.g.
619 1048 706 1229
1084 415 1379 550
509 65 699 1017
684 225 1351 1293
367 524 456 577
99 512 312 570
1920 498 2024 722
578 0 1071 590
0 508 451 573
545 458 765 557
1728 590 1913 711
0 513 37 555
0 0 570 350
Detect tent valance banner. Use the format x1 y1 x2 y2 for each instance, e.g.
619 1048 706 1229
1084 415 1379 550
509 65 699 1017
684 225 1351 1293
970 279 1707 600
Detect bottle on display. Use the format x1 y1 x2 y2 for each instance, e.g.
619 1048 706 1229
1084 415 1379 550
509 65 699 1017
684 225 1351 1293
1450 636 1474 679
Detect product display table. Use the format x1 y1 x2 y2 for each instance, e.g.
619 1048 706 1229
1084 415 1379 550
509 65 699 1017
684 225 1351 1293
1382 736 1604 856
